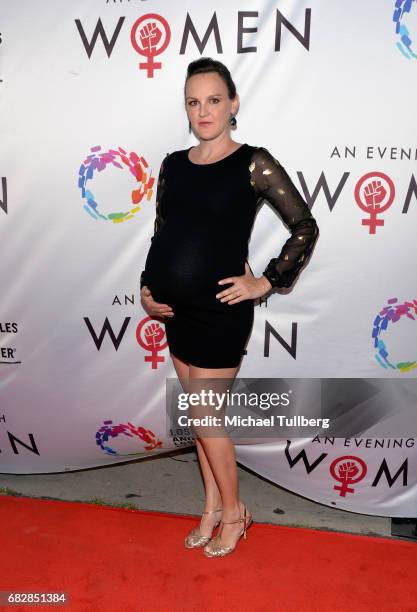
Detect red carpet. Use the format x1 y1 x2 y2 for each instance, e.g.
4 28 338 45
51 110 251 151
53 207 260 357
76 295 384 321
1 495 416 612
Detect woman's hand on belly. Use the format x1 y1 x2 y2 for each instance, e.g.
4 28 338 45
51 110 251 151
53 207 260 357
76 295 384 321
140 286 175 318
215 262 273 305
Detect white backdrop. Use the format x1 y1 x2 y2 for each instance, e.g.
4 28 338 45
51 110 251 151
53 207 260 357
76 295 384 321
1 0 416 516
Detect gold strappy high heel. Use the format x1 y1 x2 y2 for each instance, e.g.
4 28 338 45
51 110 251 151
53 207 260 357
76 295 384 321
184 507 223 549
203 505 253 558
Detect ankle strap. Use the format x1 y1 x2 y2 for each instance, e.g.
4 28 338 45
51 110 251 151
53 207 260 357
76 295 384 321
221 517 245 525
202 507 223 514
221 507 248 525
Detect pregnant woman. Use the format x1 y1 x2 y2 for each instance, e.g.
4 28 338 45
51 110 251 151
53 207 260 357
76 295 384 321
140 57 319 557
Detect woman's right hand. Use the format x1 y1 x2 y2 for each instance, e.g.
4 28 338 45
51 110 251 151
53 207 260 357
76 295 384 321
140 286 174 318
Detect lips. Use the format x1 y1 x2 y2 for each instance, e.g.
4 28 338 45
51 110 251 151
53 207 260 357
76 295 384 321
198 122 212 125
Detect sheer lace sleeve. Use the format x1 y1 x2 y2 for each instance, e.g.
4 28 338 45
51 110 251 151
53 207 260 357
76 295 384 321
140 152 170 290
250 147 319 289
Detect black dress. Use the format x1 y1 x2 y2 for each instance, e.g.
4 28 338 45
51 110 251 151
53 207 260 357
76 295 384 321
140 143 319 368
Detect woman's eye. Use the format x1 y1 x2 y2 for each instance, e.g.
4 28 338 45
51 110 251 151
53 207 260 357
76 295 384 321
187 99 220 106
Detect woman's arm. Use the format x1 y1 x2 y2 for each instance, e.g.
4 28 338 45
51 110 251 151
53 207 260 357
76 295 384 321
140 152 170 290
249 147 319 289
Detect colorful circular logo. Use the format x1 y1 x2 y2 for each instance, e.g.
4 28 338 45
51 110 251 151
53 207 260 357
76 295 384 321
372 297 417 372
78 145 154 223
96 419 162 456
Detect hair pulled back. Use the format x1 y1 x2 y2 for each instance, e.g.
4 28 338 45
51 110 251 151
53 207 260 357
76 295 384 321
184 57 237 99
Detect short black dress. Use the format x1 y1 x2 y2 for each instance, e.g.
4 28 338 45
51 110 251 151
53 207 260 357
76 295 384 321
140 143 319 368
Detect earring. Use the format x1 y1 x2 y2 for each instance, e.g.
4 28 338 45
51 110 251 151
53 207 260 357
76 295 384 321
188 121 192 134
229 114 237 128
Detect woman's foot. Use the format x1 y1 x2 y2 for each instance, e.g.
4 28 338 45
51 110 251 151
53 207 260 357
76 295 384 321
199 505 223 537
184 502 223 548
203 500 253 557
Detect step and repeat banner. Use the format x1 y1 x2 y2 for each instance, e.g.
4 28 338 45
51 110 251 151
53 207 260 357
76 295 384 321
1 1 416 517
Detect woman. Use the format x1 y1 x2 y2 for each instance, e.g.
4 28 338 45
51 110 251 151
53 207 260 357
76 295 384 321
140 57 319 558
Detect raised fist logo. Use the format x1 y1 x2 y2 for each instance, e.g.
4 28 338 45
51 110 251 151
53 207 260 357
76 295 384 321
363 179 387 210
337 460 360 481
354 171 395 235
330 455 367 497
144 321 165 347
131 14 171 78
139 22 162 53
136 316 169 369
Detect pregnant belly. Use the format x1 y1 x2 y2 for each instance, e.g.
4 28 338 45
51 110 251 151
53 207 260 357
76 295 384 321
144 229 220 303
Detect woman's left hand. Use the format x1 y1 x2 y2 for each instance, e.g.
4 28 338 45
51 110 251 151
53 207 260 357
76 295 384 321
215 262 272 304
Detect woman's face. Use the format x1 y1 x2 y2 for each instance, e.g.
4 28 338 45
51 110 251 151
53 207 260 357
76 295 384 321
185 72 239 141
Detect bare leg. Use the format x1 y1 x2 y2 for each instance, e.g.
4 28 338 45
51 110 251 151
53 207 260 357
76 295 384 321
171 353 222 537
188 362 249 549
